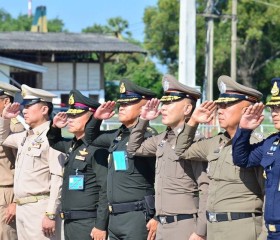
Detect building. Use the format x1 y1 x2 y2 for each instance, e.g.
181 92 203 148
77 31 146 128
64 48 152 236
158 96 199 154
0 31 146 105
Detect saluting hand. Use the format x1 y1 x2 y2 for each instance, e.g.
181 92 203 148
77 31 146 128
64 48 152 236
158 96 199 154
239 102 265 130
2 102 20 119
90 227 107 240
189 232 206 240
53 112 68 128
42 216 56 237
140 98 161 121
94 101 116 120
146 218 157 240
188 101 216 126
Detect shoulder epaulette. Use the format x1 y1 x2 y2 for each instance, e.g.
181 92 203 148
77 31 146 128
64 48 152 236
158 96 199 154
252 131 264 140
10 118 19 125
267 131 278 137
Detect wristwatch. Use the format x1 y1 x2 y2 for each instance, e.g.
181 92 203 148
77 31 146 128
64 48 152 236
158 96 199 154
46 212 56 220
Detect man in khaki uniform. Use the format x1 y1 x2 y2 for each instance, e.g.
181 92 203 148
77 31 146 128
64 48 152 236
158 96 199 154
127 75 214 240
0 84 64 240
0 82 25 240
175 75 267 240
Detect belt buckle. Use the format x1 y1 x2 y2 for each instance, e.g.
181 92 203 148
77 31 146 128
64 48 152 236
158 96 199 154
60 212 65 219
268 224 276 232
208 212 217 222
108 205 113 213
159 216 167 224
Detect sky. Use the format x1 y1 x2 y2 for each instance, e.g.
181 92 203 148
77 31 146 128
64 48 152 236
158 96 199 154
2 0 158 42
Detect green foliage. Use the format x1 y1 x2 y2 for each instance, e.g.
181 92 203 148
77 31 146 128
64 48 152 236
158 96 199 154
143 0 280 100
0 8 65 32
83 16 162 100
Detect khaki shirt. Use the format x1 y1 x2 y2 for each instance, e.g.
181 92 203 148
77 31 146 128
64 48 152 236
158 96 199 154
0 118 24 186
176 123 264 213
0 118 64 213
127 118 209 236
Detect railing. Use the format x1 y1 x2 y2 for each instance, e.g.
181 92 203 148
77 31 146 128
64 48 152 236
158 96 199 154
101 121 277 138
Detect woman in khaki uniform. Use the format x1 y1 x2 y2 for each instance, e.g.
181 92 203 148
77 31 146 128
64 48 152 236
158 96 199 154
0 82 25 240
175 75 267 240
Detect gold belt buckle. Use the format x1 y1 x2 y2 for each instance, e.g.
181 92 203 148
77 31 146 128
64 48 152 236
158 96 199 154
108 205 113 213
60 212 65 219
268 224 276 232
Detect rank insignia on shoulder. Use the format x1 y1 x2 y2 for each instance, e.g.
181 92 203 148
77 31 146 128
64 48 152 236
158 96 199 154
79 148 88 155
75 155 85 161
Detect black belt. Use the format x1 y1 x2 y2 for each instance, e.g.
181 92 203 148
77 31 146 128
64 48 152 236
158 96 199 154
156 214 195 224
0 185 13 188
109 200 146 214
206 211 262 223
60 210 97 220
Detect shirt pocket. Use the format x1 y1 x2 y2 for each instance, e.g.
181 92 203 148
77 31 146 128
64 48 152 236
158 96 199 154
25 148 42 170
155 148 164 174
261 156 276 188
72 160 88 174
164 150 185 179
222 156 241 181
206 154 219 178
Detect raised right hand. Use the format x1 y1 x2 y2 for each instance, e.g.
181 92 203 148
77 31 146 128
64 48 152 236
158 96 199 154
140 98 161 120
239 102 264 130
188 101 216 126
2 103 20 119
53 112 68 128
94 101 116 120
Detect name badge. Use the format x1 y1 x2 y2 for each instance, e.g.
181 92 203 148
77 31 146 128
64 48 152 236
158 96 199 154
69 175 84 190
113 151 128 171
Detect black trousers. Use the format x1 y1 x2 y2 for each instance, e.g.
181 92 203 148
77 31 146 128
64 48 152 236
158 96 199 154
109 211 148 240
64 218 96 240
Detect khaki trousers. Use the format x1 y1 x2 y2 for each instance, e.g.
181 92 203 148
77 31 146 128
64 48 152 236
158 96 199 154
207 215 263 240
16 198 62 240
0 188 17 240
156 218 196 240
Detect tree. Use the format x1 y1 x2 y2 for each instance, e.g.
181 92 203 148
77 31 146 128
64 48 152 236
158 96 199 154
143 0 280 98
83 17 162 100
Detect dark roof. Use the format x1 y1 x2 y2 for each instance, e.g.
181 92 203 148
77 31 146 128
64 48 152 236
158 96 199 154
0 32 146 54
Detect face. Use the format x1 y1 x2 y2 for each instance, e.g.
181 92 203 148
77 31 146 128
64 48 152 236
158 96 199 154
217 100 250 130
160 98 193 129
268 106 280 130
67 111 91 135
22 103 49 128
118 100 147 128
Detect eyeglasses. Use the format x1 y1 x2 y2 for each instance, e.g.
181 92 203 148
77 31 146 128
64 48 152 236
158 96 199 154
267 106 280 113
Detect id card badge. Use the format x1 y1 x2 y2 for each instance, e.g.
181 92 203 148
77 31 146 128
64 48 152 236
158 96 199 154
113 151 128 171
69 175 84 190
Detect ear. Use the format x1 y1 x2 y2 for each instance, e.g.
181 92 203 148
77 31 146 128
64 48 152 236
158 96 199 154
3 97 11 106
41 105 49 115
183 103 193 116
